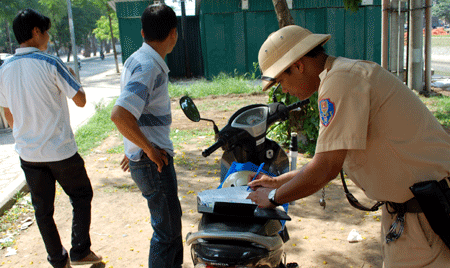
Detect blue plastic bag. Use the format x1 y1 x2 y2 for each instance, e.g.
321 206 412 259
219 162 289 219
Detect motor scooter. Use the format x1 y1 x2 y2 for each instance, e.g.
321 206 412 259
180 95 310 268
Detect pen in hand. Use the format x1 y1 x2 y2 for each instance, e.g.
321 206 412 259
247 162 265 191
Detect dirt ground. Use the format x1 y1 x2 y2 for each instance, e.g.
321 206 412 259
7 90 450 268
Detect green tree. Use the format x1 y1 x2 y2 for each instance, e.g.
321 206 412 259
433 0 450 24
90 0 121 72
0 0 40 20
0 0 40 53
39 0 102 58
72 2 102 56
38 0 69 56
343 0 363 12
92 14 119 45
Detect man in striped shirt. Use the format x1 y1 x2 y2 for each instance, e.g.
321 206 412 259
0 9 102 268
110 4 182 268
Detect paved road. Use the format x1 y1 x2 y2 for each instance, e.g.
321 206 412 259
0 54 122 215
431 47 450 76
66 54 122 77
432 60 450 76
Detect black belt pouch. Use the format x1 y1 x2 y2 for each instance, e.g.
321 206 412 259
410 180 450 249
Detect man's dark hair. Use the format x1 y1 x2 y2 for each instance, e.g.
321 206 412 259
141 4 177 42
304 45 325 58
13 8 51 44
284 45 326 75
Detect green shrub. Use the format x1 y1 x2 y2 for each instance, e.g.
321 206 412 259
266 87 319 156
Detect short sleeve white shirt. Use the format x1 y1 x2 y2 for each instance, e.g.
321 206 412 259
0 47 82 162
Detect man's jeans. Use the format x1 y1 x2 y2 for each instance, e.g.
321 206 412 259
20 153 93 268
129 154 183 268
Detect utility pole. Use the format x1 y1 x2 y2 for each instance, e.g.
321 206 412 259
408 0 424 94
180 0 192 78
66 0 80 80
107 6 120 73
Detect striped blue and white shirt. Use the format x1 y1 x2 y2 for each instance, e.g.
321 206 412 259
0 47 82 162
116 42 173 161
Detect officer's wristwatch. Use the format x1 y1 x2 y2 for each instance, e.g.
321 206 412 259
268 189 282 206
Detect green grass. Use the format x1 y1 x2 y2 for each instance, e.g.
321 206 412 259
175 97 263 113
106 143 124 154
169 72 261 98
431 35 450 47
420 94 450 128
75 100 118 156
171 128 215 149
0 192 34 248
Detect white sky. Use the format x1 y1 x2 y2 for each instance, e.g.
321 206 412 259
165 0 196 16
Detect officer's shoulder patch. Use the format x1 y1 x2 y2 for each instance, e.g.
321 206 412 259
319 98 335 127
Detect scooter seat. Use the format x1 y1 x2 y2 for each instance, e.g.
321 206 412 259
199 213 282 236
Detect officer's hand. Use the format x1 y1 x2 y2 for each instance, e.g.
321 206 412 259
246 187 276 209
247 173 280 190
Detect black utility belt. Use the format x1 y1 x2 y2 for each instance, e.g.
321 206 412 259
387 198 422 213
409 177 450 249
385 177 450 245
388 177 450 214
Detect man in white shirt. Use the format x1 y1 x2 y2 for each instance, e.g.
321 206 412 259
0 9 102 268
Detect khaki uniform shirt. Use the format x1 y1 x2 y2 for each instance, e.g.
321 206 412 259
316 57 450 203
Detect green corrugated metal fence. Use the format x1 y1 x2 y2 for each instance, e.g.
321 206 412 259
116 1 203 78
115 0 382 79
200 0 382 78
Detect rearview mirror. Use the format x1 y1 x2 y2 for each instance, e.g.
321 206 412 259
180 96 200 122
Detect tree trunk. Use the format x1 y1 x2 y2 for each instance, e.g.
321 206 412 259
67 44 72 62
84 38 91 57
271 0 297 141
91 35 97 56
105 41 111 53
6 22 13 54
54 38 60 57
271 0 295 28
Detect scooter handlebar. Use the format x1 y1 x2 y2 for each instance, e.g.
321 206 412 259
267 99 310 125
201 99 310 157
202 138 226 157
287 99 310 111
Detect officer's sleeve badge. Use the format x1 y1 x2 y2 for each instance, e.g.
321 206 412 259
319 98 335 127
